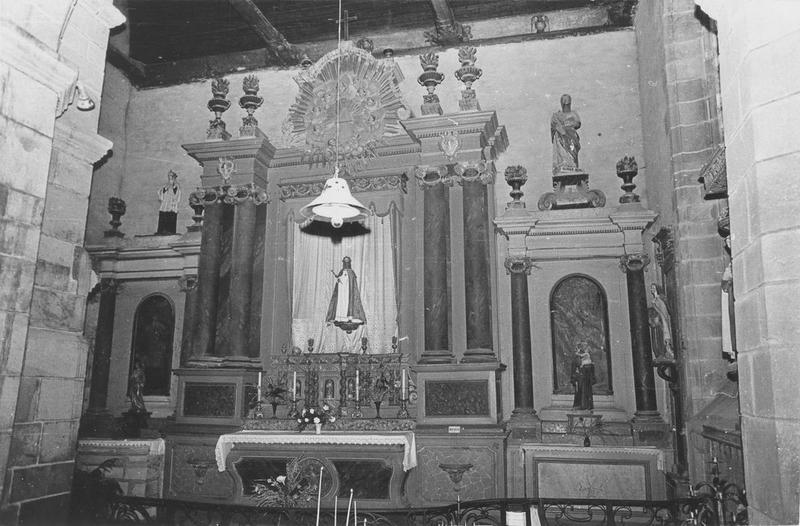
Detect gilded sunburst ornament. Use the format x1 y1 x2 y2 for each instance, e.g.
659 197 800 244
283 44 408 172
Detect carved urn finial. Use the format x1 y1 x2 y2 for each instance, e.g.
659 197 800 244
504 165 528 208
455 46 482 111
104 196 126 237
616 155 640 203
238 75 263 137
207 77 232 140
531 14 549 33
418 52 445 116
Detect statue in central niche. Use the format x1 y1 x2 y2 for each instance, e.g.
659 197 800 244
326 256 366 333
550 93 582 175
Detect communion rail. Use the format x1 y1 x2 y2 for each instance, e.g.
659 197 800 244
91 495 723 526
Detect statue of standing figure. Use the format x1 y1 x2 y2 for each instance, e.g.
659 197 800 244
156 170 181 234
648 284 676 362
570 342 596 411
550 94 582 175
326 256 367 327
128 360 147 413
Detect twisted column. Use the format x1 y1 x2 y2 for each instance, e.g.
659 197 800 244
620 253 660 419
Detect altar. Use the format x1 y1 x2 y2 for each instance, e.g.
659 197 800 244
213 431 417 508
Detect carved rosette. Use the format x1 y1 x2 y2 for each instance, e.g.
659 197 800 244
619 253 651 274
178 275 199 292
504 256 534 275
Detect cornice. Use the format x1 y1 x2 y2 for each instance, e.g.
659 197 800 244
53 120 112 164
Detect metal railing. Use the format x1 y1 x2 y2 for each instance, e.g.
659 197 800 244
93 495 713 526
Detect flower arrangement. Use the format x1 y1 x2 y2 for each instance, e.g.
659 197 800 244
297 403 336 431
251 459 316 508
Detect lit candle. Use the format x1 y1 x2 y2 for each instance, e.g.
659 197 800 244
315 466 324 526
355 369 359 402
401 369 407 398
257 371 262 401
293 371 297 401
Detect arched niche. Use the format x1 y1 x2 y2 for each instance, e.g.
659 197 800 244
550 274 613 396
130 294 175 396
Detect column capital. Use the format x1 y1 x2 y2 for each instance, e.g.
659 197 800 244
504 256 534 275
619 253 650 273
190 183 268 206
178 275 199 292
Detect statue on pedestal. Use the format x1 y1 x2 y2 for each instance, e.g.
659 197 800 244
550 94 582 175
156 170 181 235
326 256 367 333
570 342 595 411
128 360 147 413
648 284 676 363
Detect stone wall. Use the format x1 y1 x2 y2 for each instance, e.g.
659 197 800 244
634 0 730 478
0 1 123 523
696 1 800 523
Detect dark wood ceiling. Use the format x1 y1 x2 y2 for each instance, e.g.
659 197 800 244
112 0 635 87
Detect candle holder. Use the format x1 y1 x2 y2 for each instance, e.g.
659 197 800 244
396 397 410 419
254 400 264 419
352 399 363 419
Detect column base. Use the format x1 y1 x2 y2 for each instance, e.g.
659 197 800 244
79 409 117 438
461 348 497 363
631 412 669 446
632 410 662 423
504 408 541 440
418 350 455 364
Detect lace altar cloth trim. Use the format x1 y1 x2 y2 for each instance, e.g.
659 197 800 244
78 438 165 456
215 431 417 472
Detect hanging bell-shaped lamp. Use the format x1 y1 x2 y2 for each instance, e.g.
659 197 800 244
299 167 370 228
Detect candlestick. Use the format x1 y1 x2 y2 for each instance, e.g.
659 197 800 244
355 369 359 402
293 371 297 401
334 497 338 526
401 369 407 398
345 489 353 526
353 500 357 526
257 371 262 401
315 466 324 526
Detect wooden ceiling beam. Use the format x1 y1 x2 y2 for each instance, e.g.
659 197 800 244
426 0 471 45
226 0 301 63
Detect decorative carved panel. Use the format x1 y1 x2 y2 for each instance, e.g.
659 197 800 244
424 380 489 417
183 383 237 417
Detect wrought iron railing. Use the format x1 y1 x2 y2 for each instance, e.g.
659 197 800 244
98 495 714 526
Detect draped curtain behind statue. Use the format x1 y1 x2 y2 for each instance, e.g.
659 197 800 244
291 205 398 354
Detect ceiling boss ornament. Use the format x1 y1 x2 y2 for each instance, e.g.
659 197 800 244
283 44 408 172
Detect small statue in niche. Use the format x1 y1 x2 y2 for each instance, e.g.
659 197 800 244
323 379 336 400
550 94 582 175
570 342 596 411
648 284 676 363
326 256 367 332
156 170 181 234
128 360 147 413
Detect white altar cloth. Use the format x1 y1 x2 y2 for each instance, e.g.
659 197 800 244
215 431 417 472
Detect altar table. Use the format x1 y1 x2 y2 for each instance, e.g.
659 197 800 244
214 431 417 472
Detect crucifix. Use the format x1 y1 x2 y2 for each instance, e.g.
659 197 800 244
329 9 358 41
